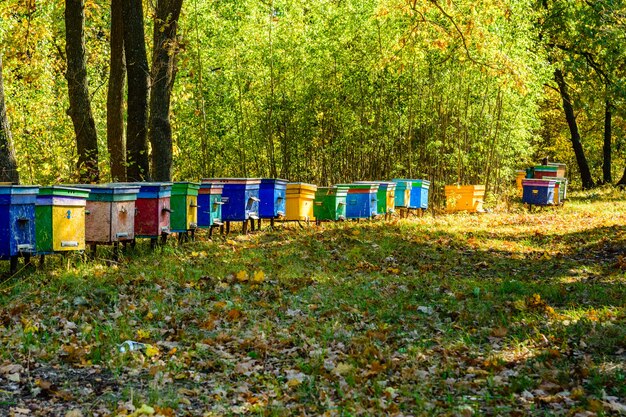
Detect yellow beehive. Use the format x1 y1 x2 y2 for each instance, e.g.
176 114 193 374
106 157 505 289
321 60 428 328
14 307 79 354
444 185 485 213
516 170 526 196
286 183 317 221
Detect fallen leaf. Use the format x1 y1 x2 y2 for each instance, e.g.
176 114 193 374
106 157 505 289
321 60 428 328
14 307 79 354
252 270 265 283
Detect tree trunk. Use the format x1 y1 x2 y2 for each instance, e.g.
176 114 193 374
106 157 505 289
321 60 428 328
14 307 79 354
122 0 150 181
149 0 184 181
106 0 126 182
65 0 99 183
602 99 612 184
554 68 594 189
0 55 19 184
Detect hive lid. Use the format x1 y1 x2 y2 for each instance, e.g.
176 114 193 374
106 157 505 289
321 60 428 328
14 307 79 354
287 182 318 192
0 185 40 195
202 178 261 185
199 182 224 193
534 165 558 171
260 178 289 185
354 181 396 190
522 179 556 186
341 183 378 192
316 186 348 196
72 184 141 194
171 181 200 195
38 186 91 199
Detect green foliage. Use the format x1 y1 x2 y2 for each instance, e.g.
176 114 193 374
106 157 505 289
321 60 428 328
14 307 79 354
0 0 624 195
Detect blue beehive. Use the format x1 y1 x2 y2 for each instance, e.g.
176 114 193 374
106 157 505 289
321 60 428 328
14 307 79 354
394 179 430 209
259 178 288 219
522 179 556 205
343 184 378 219
392 180 412 208
197 182 224 228
0 185 38 272
202 178 260 221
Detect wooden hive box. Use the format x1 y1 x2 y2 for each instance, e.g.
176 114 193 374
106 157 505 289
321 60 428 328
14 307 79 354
355 181 396 215
344 184 378 219
286 183 318 221
35 186 89 253
202 178 261 222
197 182 224 228
74 184 140 244
522 179 556 206
0 185 38 266
170 182 200 233
132 183 172 238
444 185 485 213
391 180 412 208
259 178 288 219
313 185 348 221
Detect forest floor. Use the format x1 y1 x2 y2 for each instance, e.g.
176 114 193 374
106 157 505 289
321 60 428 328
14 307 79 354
0 189 625 417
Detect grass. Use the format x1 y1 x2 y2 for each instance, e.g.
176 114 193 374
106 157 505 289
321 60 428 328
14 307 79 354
0 189 625 416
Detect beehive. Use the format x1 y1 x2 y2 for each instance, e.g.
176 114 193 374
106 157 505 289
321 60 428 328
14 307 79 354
533 165 558 179
313 185 348 221
73 184 140 244
133 183 172 238
197 182 223 228
170 182 200 233
392 180 412 208
35 186 89 253
522 179 556 206
344 184 378 219
515 170 526 196
202 178 260 221
0 185 38 271
286 183 317 221
355 181 396 215
547 162 567 178
259 179 288 219
444 185 485 213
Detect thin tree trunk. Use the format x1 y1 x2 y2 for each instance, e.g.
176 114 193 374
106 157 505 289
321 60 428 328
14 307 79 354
554 68 594 189
0 55 19 184
65 0 99 183
123 0 150 181
149 0 184 182
602 99 612 184
107 0 126 182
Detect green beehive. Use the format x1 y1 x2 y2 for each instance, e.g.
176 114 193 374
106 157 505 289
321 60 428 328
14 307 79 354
170 182 200 234
313 186 348 221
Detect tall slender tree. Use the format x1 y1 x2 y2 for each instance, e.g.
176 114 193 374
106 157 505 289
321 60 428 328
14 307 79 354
122 0 150 181
149 0 184 181
65 0 99 183
107 0 127 182
554 68 594 189
0 55 19 184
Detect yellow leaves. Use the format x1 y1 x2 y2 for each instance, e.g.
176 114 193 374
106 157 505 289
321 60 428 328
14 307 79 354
333 362 353 376
236 269 266 283
20 316 38 334
136 329 150 341
145 345 160 358
236 270 249 282
252 270 265 283
128 404 156 416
